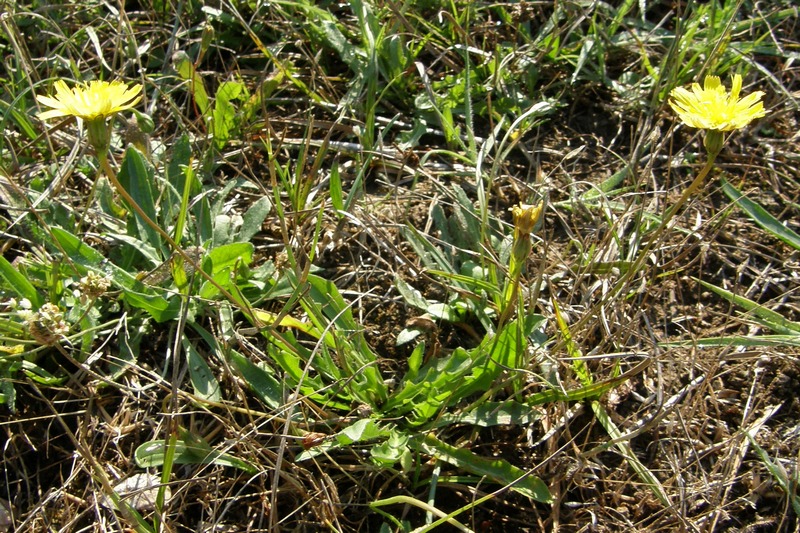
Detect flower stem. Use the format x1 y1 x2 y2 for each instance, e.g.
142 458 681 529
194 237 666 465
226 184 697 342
602 154 717 305
651 154 717 246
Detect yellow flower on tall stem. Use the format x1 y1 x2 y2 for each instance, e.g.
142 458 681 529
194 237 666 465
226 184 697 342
665 74 767 213
36 78 264 339
606 75 768 304
37 79 156 247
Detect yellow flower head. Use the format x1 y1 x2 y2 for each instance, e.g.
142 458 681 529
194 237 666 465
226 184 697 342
669 74 766 132
37 80 142 122
511 203 542 236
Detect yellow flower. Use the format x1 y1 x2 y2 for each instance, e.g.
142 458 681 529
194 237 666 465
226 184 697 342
511 203 542 236
37 80 142 121
669 74 766 132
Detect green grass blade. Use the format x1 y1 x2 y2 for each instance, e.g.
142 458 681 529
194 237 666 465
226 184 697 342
722 178 800 251
660 334 800 348
153 430 178 532
694 278 800 335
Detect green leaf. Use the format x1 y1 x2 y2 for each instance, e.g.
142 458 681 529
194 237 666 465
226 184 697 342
340 418 384 442
206 243 254 275
135 435 256 474
109 234 163 269
426 302 461 322
722 178 800 251
694 278 800 336
524 359 651 406
431 401 543 428
445 316 535 405
0 256 43 308
211 81 245 148
21 360 65 386
329 161 344 213
382 347 473 423
406 341 425 377
394 276 429 310
199 243 254 298
166 135 193 193
313 19 366 74
412 433 552 503
296 419 391 461
401 225 458 276
121 292 180 322
172 149 196 248
183 339 221 403
117 147 164 256
228 350 283 409
396 327 422 347
238 196 272 243
50 228 179 322
371 430 410 468
302 273 388 404
0 377 16 412
173 51 210 116
581 165 631 202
